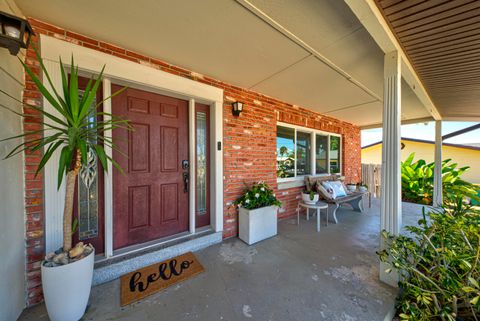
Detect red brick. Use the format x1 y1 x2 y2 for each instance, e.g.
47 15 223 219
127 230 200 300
99 42 126 54
21 18 362 306
30 19 65 35
65 31 99 46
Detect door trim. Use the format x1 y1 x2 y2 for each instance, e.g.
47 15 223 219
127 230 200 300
41 35 224 257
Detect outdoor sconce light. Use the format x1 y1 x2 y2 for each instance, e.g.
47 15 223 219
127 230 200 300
232 101 243 116
0 11 34 55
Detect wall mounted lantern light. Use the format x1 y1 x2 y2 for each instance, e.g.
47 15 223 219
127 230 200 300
232 101 243 116
0 11 34 55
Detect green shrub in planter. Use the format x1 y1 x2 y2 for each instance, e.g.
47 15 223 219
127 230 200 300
378 200 480 320
234 182 281 210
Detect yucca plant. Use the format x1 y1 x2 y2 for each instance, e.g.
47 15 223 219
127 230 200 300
0 49 129 252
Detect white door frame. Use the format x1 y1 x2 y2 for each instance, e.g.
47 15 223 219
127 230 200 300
41 35 224 256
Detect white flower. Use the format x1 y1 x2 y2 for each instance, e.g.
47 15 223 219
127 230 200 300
245 199 250 204
255 193 260 198
260 187 265 191
273 193 276 197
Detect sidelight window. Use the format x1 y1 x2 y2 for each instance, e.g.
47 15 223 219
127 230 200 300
77 90 99 240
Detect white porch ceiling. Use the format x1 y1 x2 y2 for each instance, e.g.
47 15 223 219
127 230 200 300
14 0 432 127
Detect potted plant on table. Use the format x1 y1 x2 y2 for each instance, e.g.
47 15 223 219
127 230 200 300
358 183 368 193
302 189 319 204
346 182 357 192
302 177 319 204
234 182 282 245
1 50 129 321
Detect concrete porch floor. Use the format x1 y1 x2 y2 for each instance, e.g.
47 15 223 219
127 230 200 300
19 199 426 321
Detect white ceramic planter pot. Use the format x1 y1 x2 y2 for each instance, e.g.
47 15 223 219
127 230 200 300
301 192 319 204
346 184 357 192
239 205 278 245
41 249 95 321
359 186 368 193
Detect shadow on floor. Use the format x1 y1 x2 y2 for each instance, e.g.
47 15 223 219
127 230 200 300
19 198 427 321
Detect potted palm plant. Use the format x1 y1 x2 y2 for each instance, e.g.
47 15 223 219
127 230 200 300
234 182 281 245
1 49 129 321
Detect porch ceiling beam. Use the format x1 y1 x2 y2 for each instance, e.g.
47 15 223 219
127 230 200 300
359 116 434 130
344 0 442 121
442 123 480 141
235 0 382 102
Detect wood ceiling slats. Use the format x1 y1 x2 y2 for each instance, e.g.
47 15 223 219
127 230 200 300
385 0 448 20
425 78 480 86
410 43 480 61
374 0 480 116
403 21 480 48
378 0 415 10
392 0 474 29
398 13 480 42
422 70 480 81
414 50 480 67
406 32 480 53
416 59 480 73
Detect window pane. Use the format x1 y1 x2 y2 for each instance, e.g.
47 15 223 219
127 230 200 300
296 131 311 176
78 90 99 240
330 136 341 174
276 126 295 178
196 111 207 214
316 134 328 174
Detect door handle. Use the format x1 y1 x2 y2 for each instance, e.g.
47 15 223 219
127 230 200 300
183 172 189 193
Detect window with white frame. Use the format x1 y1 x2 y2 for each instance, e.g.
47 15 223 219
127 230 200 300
276 124 341 180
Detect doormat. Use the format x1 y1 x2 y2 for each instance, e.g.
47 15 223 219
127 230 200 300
120 252 205 306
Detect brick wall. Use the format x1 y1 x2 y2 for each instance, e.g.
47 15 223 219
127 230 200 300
23 18 361 304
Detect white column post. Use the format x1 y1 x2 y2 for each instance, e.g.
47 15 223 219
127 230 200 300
433 120 443 207
380 51 402 286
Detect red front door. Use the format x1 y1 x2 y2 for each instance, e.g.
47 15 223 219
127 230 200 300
112 86 189 250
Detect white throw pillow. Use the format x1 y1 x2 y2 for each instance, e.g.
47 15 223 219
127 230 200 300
322 181 347 199
320 181 337 199
316 183 334 200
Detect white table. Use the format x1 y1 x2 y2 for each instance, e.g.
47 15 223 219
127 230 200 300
296 201 328 232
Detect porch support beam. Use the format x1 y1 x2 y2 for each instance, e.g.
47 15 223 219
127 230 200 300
433 120 443 207
380 50 402 287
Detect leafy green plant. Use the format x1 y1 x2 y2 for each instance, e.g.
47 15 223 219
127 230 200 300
234 181 282 210
378 200 480 320
0 49 130 252
401 153 479 205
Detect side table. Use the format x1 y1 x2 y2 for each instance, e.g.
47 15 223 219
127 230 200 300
296 201 328 232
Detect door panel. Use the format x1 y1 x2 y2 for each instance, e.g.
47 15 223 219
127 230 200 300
112 86 189 250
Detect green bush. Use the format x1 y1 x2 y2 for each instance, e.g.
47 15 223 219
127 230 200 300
378 200 480 320
234 182 282 210
401 153 479 205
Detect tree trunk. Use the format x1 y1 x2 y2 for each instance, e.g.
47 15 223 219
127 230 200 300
63 149 82 251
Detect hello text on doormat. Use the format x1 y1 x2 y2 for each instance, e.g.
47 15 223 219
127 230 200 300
120 252 205 306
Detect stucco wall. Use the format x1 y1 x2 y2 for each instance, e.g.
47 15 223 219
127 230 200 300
0 0 26 319
362 140 480 184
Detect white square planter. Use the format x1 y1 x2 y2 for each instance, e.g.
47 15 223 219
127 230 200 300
239 205 278 245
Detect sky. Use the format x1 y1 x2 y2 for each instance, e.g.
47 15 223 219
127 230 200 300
362 121 480 147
